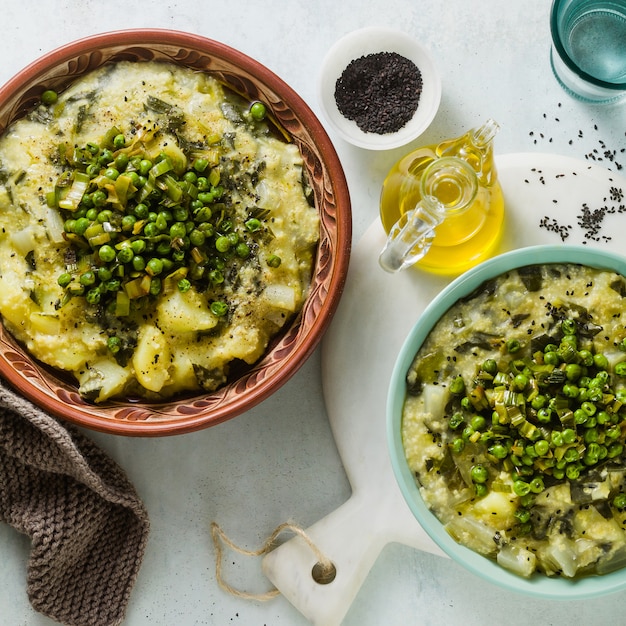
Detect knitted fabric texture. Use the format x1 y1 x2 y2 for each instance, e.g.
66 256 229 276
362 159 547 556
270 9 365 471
0 380 150 626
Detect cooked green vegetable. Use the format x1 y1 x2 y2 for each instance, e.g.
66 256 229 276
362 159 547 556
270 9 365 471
402 263 626 580
49 122 277 354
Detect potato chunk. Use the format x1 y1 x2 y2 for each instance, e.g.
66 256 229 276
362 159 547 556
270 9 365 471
132 325 171 392
157 288 218 334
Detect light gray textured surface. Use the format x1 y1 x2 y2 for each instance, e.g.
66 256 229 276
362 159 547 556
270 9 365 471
0 1 625 625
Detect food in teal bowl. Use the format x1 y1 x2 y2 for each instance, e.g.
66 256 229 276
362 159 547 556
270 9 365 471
388 244 626 598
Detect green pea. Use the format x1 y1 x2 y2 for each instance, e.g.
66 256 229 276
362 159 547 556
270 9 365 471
122 215 137 233
149 277 162 296
215 235 231 253
98 244 116 263
470 464 488 484
143 223 159 237
139 159 152 176
184 171 198 184
41 89 58 105
194 206 212 222
250 101 267 121
131 239 146 254
587 387 603 402
210 300 228 316
107 335 121 354
450 376 465 395
470 415 486 431
114 153 129 171
513 374 529 391
581 401 596 416
132 255 146 271
614 494 626 511
462 426 475 441
235 242 250 259
92 190 108 207
551 431 564 447
475 484 488 497
544 351 561 366
198 191 214 204
594 353 609 370
99 148 114 165
193 158 209 172
561 334 577 350
578 349 594 366
245 218 262 232
451 438 465 454
566 464 581 480
97 267 113 282
189 229 206 247
113 134 126 149
537 407 552 423
170 222 187 239
156 212 169 231
85 287 101 305
565 363 582 381
513 480 531 497
449 412 464 430
134 203 149 219
584 443 601 465
178 278 192 293
531 394 547 410
534 439 550 456
57 272 73 288
104 279 121 292
506 339 521 353
79 271 96 287
529 477 545 493
606 426 621 441
209 269 224 285
104 167 119 180
117 246 134 264
266 254 281 268
487 443 507 459
146 258 164 276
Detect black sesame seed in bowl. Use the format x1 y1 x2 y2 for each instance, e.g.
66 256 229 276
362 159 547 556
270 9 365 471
317 27 441 150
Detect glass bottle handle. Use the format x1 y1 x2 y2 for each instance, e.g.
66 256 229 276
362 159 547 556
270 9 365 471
378 196 444 273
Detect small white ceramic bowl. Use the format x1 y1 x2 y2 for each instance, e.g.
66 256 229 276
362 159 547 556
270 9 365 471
317 27 441 150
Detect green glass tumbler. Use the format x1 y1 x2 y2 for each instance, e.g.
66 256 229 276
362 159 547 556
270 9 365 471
550 0 626 103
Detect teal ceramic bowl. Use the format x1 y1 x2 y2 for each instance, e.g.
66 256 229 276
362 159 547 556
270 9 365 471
388 244 626 599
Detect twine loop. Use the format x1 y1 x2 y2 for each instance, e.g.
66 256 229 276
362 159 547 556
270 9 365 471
210 521 336 601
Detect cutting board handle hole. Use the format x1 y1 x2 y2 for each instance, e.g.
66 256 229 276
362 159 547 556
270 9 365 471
311 560 337 585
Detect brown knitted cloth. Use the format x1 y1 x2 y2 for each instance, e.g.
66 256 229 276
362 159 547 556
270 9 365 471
0 379 150 626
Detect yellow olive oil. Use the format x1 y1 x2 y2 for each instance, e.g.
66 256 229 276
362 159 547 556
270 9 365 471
379 120 505 275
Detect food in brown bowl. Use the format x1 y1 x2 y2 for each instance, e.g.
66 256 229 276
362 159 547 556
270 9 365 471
0 29 351 435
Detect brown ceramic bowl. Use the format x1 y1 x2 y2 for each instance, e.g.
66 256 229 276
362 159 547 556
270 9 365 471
0 29 351 436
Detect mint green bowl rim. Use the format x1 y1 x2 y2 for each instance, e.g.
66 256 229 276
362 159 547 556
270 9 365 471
387 244 626 599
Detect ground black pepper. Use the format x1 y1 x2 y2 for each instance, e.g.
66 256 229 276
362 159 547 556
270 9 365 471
334 51 422 135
